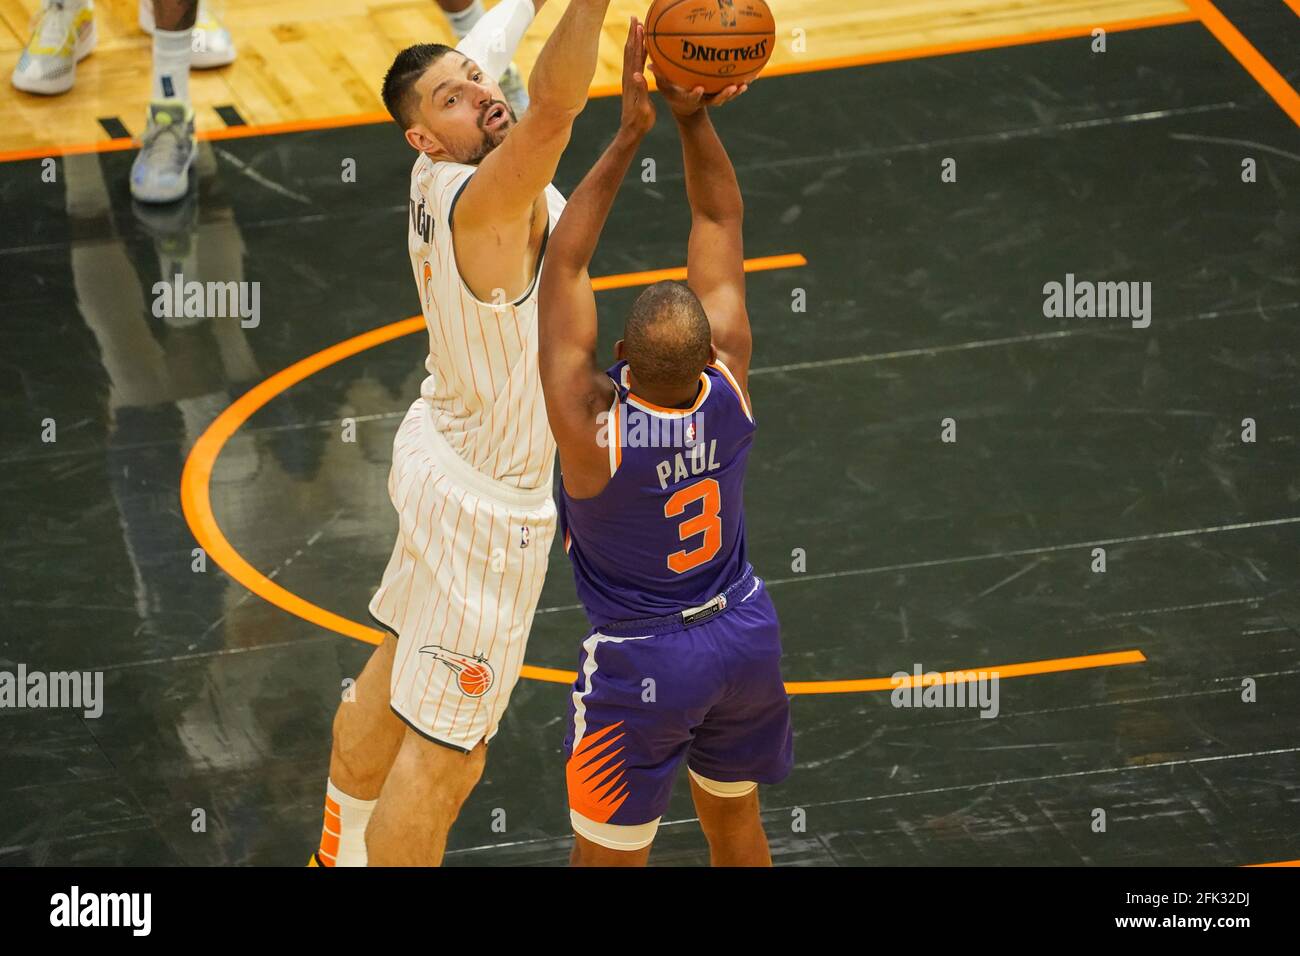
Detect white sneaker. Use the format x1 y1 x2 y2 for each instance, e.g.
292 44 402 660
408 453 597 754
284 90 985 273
499 62 529 117
138 0 236 69
130 100 198 204
11 0 96 96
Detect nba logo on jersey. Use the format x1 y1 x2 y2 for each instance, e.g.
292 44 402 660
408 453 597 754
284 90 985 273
520 525 530 549
686 419 697 445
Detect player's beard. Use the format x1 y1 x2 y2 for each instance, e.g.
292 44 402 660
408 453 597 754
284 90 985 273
463 100 517 165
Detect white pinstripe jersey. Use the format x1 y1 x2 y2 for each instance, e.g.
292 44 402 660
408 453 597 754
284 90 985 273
407 154 566 491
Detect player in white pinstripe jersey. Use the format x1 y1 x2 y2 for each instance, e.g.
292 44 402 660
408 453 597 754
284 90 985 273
310 0 618 868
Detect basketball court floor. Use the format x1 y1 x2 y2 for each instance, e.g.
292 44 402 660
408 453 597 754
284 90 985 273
1 0 1298 866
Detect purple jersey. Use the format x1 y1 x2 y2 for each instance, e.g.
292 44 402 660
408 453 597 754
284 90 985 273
557 359 755 629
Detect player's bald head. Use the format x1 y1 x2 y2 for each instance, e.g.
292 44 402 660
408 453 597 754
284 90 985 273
622 281 713 393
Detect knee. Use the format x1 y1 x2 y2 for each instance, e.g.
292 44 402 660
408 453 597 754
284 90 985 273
570 831 653 867
331 697 360 753
406 737 487 821
691 772 761 837
330 698 385 784
442 741 487 811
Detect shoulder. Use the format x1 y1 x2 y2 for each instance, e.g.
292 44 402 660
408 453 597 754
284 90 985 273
414 157 476 210
706 359 754 423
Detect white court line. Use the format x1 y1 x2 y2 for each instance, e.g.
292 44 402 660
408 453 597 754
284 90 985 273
758 515 1300 588
1168 132 1300 163
909 667 1300 730
739 745 1300 818
751 300 1299 377
750 330 1082 375
216 300 1300 440
530 515 1300 616
1092 595 1263 620
213 147 312 205
5 300 1296 465
694 102 1242 182
445 744 1300 855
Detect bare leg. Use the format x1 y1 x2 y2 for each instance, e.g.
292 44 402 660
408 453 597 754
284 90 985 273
570 833 653 867
366 733 487 865
689 775 772 867
152 0 197 32
329 636 405 799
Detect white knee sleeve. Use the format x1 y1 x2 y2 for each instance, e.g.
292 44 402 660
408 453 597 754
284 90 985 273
689 767 758 798
571 810 660 852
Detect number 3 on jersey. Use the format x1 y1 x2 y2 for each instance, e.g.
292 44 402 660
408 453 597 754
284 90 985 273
664 478 722 573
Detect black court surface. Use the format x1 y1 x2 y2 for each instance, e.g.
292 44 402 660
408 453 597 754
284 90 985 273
1 12 1298 868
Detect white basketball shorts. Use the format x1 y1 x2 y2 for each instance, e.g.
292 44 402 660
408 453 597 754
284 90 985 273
369 399 556 752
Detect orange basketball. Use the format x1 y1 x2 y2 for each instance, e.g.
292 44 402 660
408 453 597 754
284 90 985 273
646 0 775 95
458 662 493 698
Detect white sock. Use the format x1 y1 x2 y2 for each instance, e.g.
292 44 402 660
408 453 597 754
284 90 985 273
446 0 484 39
152 26 191 103
318 780 378 867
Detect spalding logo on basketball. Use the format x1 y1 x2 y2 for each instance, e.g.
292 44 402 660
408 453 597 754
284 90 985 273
646 0 776 95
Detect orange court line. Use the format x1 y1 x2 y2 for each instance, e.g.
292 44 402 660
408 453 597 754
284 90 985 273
749 10 1197 81
0 137 139 162
1245 858 1300 866
202 111 393 143
0 10 1197 165
1284 0 1300 18
176 248 1145 692
179 255 806 685
584 11 1197 97
1186 0 1300 126
783 650 1147 694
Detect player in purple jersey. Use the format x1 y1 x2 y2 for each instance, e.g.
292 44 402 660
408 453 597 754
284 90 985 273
537 19 792 866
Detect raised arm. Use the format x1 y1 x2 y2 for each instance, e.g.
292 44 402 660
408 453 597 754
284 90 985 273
650 66 753 397
457 0 608 226
450 0 610 303
538 18 655 497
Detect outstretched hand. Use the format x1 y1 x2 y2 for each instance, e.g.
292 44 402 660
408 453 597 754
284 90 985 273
619 17 655 138
647 61 748 117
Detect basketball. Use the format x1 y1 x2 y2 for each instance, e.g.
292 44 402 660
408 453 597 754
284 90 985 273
646 0 776 94
458 661 493 698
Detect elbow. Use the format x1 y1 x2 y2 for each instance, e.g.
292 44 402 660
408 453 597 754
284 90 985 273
526 84 585 123
698 193 744 225
699 203 743 227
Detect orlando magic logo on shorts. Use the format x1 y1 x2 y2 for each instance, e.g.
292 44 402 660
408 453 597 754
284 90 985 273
417 645 495 698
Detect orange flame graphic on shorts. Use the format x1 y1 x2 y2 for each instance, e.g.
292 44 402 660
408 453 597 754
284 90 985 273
566 722 631 823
